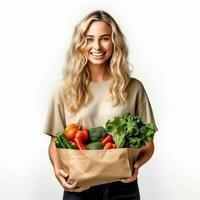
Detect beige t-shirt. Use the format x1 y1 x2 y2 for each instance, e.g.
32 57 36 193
43 78 157 137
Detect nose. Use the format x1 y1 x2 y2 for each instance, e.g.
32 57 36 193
93 39 101 50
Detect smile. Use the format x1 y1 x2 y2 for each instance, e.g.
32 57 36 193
90 52 105 57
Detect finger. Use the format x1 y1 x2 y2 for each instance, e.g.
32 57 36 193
73 186 90 192
65 186 90 193
134 162 140 169
133 167 139 177
120 179 128 183
119 176 134 182
119 167 139 183
120 179 133 183
119 177 136 183
61 179 77 190
58 169 68 178
131 170 138 181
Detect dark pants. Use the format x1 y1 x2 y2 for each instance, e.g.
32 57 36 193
63 180 140 200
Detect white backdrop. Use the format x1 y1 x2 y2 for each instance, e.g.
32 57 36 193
2 0 199 199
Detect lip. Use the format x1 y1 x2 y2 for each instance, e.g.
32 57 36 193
90 52 105 59
90 52 105 55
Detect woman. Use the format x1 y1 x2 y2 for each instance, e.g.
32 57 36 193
43 10 157 200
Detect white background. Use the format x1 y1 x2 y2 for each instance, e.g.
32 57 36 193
1 0 200 199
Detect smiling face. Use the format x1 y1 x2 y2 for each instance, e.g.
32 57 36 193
84 21 113 67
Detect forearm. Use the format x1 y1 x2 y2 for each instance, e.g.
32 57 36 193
48 136 62 170
136 140 155 167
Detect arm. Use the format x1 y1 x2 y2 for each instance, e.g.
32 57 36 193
48 136 89 192
120 140 155 183
48 136 62 170
48 137 77 190
135 140 154 168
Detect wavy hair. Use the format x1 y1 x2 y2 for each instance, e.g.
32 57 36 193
61 10 131 113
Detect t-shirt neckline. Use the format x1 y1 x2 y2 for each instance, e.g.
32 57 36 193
89 79 111 88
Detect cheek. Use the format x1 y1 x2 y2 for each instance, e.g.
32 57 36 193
84 46 91 55
107 44 113 55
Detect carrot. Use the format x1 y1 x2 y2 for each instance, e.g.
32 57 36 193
103 142 113 150
112 143 117 148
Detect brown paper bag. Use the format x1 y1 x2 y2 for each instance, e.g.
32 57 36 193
57 148 139 187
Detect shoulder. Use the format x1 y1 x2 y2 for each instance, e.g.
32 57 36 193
128 77 145 92
128 77 150 103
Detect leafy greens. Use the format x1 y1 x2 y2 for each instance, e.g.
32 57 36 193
105 113 156 148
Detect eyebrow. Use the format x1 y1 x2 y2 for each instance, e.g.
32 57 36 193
86 34 111 37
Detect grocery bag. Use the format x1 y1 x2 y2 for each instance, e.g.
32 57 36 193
57 148 139 187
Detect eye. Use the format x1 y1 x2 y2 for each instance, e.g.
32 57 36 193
86 37 94 42
101 37 109 42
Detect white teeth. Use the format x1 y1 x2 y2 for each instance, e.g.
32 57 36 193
91 52 104 56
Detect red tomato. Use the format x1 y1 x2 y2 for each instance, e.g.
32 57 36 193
64 126 77 141
82 128 89 143
65 124 78 131
64 123 89 144
75 130 85 141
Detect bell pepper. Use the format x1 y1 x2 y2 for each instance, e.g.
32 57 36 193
74 137 87 150
101 134 113 145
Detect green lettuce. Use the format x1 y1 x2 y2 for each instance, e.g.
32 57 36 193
105 113 156 148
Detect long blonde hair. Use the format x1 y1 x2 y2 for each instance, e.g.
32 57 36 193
62 10 131 113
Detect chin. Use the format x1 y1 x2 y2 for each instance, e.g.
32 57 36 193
89 60 107 65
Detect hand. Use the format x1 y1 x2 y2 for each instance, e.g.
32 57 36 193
54 168 90 192
119 162 140 183
65 185 90 193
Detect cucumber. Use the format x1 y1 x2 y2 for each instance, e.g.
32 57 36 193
56 133 65 148
59 132 76 149
55 139 63 148
86 142 104 150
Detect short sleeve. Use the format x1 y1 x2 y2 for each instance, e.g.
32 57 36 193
43 82 66 137
135 81 158 131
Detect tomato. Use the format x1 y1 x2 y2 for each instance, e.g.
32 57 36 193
64 123 89 146
82 128 89 143
75 130 85 141
64 126 77 141
65 124 78 131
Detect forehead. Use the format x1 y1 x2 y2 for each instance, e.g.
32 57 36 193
85 21 112 36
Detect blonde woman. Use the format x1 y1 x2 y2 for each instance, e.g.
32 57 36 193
43 10 157 200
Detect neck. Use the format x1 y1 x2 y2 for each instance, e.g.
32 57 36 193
88 63 110 82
